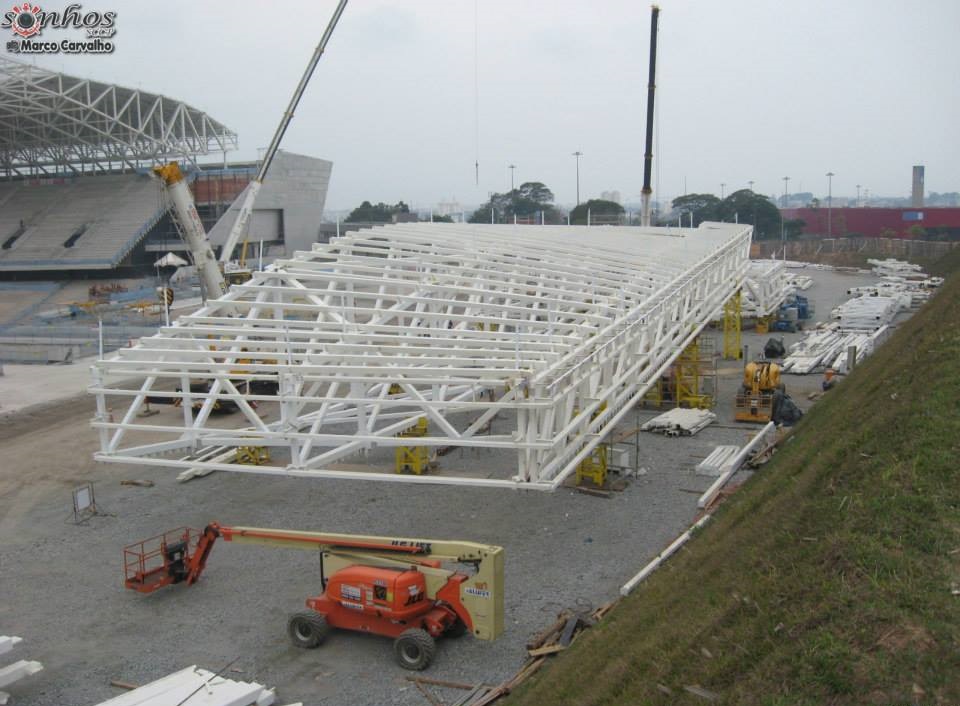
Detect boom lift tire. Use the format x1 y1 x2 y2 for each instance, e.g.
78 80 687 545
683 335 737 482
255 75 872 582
394 628 436 670
287 612 329 648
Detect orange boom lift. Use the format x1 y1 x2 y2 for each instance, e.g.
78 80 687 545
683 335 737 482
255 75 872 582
123 523 503 670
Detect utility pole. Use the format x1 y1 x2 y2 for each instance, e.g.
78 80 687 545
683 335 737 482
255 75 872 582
782 176 790 208
856 183 861 207
826 171 835 238
748 180 754 192
572 151 583 205
508 164 516 191
720 183 726 199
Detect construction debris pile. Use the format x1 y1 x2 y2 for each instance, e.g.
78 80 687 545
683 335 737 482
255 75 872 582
782 259 940 375
0 635 42 705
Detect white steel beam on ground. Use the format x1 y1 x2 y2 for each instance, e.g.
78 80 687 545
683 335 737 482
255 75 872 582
92 665 274 706
0 637 22 657
0 660 43 689
91 222 752 490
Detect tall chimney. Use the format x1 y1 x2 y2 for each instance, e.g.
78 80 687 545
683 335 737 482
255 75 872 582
911 165 924 207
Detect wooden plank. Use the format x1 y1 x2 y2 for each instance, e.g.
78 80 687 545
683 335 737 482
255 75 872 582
526 644 565 657
559 615 580 646
406 676 477 691
525 611 571 650
414 679 443 706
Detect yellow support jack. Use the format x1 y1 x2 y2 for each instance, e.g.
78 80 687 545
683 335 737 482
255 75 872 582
395 418 431 475
674 337 716 409
755 314 773 335
576 444 609 487
237 446 270 465
723 289 742 360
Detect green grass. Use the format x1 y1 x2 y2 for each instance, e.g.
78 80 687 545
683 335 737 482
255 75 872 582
506 253 960 705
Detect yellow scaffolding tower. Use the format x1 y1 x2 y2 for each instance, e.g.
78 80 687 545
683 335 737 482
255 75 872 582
674 336 716 409
723 289 742 360
395 417 431 474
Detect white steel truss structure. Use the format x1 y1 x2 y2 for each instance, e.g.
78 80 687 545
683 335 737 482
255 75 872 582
0 56 237 177
91 223 752 490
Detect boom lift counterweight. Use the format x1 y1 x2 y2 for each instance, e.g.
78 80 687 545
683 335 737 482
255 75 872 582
123 523 504 670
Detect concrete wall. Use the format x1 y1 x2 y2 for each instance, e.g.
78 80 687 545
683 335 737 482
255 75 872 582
208 150 332 256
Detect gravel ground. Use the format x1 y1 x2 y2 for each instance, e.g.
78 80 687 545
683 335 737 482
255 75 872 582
0 267 907 706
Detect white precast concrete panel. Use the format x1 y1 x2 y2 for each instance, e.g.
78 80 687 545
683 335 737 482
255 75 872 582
90 222 752 489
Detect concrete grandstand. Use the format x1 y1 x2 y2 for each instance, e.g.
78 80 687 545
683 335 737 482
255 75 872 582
0 56 331 278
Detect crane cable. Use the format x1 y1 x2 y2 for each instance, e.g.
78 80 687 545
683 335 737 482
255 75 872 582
474 0 480 186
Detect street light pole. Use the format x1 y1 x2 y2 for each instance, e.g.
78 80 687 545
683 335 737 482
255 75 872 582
572 151 583 206
720 182 726 199
508 164 516 191
856 183 861 208
748 180 754 192
782 176 790 208
826 171 835 238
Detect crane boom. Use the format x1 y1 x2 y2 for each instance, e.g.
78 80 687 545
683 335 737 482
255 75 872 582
219 0 349 264
153 162 227 300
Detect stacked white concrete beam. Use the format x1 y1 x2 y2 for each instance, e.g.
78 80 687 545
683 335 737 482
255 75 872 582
640 408 717 436
831 295 901 331
0 635 43 704
90 222 751 490
93 666 276 706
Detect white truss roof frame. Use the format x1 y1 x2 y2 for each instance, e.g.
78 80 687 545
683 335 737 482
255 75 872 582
0 56 237 175
91 222 752 490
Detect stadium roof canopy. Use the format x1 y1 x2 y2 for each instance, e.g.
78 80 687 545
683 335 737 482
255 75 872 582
0 56 238 177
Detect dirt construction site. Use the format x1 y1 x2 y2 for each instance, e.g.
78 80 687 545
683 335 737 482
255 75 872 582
0 263 914 706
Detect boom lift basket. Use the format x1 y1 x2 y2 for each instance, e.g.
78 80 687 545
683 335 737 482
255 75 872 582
124 527 201 594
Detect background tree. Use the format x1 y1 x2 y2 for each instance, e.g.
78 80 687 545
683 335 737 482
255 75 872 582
568 199 624 225
717 189 782 240
783 218 806 239
345 200 410 223
430 214 454 223
469 181 561 223
670 193 721 226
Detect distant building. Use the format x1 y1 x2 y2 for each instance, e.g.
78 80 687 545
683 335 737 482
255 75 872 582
600 190 622 204
781 206 960 239
436 199 463 219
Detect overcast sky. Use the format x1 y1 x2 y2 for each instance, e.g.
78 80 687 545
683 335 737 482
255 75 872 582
25 0 960 210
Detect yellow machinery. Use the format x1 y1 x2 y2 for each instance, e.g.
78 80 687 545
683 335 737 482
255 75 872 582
723 290 742 360
396 417 432 474
735 361 782 423
755 314 774 334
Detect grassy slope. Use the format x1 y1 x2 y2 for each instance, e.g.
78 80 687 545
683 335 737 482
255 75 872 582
507 259 960 705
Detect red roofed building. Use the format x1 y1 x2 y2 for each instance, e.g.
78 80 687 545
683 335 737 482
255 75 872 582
781 207 960 239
